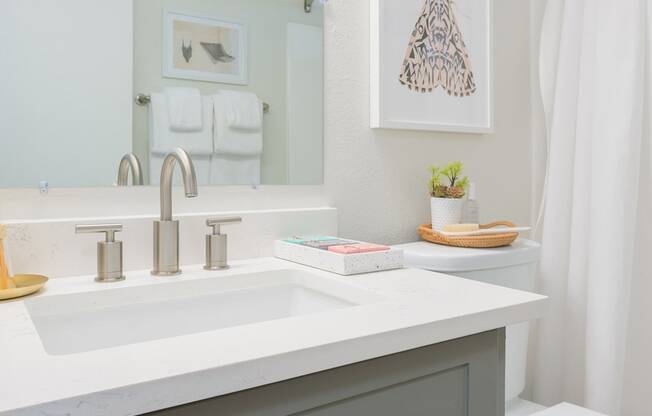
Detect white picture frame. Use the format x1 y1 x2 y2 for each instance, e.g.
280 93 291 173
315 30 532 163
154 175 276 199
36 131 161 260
163 10 248 85
370 0 493 133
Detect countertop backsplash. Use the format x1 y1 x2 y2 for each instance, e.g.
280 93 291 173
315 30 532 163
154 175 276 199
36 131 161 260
3 208 337 278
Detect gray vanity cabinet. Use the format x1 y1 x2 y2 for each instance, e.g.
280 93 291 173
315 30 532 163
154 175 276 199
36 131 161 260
148 329 505 416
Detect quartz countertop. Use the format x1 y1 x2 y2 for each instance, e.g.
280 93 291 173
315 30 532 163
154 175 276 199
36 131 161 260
0 257 547 415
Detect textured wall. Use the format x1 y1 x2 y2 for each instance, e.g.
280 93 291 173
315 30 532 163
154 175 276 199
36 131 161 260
324 0 532 244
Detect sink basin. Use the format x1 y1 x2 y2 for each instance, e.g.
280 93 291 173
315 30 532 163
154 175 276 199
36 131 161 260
25 269 381 356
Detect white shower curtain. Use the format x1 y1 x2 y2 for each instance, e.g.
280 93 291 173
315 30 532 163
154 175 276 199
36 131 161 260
533 0 651 414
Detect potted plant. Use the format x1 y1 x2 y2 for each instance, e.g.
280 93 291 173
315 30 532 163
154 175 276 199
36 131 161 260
429 162 470 231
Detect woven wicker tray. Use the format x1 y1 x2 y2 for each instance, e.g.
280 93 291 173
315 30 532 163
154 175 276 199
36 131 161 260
418 221 519 248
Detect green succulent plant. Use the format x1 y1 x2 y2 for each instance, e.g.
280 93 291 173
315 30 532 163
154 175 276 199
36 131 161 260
429 161 470 199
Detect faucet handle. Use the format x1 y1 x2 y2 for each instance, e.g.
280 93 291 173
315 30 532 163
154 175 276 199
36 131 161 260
206 217 242 235
75 223 125 283
75 224 123 241
204 217 242 270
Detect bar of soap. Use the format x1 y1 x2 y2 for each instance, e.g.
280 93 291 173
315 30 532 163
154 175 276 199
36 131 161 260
328 244 390 254
442 223 480 232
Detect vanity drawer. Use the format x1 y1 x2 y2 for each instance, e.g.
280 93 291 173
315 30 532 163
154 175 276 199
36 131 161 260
147 328 505 416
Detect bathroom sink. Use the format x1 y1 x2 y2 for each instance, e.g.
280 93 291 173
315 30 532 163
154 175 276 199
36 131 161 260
25 269 381 355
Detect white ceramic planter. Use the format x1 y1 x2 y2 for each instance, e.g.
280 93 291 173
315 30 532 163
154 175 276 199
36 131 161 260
430 197 465 231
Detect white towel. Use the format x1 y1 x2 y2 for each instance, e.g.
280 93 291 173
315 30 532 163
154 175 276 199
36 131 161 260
149 93 214 156
210 154 261 186
212 92 263 157
218 90 263 131
150 154 212 186
164 87 203 131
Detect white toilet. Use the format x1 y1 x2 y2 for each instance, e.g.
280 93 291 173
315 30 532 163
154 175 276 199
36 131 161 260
396 239 609 416
396 239 545 416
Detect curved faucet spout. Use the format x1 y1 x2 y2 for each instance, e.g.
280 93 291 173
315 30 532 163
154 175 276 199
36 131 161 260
117 153 144 186
160 148 198 221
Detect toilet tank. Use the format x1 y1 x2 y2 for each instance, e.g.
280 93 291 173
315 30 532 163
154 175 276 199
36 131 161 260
395 239 541 403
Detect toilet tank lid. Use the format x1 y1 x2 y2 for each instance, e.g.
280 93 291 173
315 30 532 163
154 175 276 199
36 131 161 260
394 238 541 272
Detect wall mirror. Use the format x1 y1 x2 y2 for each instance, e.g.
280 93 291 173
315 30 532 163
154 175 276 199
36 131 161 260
0 0 324 188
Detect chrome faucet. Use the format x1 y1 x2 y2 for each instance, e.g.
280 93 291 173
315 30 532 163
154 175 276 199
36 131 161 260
116 153 144 186
152 148 198 276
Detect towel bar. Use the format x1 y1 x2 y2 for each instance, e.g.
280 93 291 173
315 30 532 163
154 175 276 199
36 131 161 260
135 93 270 113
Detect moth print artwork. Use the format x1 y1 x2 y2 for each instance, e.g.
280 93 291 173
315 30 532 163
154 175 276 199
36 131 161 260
399 0 476 96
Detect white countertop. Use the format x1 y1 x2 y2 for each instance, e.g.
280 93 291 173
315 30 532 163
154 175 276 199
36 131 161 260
0 258 547 416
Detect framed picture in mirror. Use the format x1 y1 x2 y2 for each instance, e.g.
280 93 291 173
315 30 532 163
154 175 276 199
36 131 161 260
370 0 493 133
163 10 248 85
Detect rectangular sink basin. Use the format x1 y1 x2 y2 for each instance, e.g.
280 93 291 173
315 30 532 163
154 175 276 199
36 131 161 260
25 269 381 356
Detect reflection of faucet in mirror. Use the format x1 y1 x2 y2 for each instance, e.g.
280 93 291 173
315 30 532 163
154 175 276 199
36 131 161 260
152 148 198 276
116 154 144 186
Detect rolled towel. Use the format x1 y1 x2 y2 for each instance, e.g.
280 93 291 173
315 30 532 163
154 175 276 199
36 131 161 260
212 92 263 157
219 89 263 131
164 87 203 132
149 93 214 156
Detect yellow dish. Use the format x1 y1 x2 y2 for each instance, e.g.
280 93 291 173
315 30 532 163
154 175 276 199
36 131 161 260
0 274 48 301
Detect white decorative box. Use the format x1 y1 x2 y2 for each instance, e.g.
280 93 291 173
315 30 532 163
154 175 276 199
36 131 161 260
274 239 404 275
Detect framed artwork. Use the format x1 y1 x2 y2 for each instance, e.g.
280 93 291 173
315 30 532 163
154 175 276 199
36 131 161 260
370 0 493 133
163 11 248 85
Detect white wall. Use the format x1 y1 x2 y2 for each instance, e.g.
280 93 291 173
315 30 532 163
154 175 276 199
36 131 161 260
0 0 133 188
324 0 533 244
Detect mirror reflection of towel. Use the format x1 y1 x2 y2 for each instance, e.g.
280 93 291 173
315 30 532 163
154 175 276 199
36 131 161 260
220 90 263 131
210 154 260 186
149 93 214 155
163 87 203 131
212 92 263 156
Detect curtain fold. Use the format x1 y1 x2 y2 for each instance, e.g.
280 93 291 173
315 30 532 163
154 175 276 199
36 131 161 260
533 0 648 414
